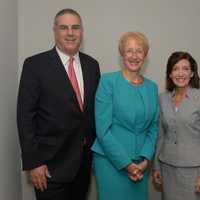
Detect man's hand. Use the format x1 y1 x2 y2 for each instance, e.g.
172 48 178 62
29 165 51 191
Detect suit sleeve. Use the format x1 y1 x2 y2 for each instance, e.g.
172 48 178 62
95 75 132 170
139 85 160 161
153 105 165 171
17 58 43 170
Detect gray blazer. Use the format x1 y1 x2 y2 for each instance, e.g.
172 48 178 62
154 88 200 171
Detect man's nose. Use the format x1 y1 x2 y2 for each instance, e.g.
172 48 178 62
67 28 73 35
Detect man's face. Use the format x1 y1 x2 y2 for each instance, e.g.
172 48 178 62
53 13 83 56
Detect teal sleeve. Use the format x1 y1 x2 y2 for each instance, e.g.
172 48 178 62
95 75 132 170
139 85 160 161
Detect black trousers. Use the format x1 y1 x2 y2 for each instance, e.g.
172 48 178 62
35 148 92 200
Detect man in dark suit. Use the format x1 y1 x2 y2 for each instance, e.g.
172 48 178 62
17 8 100 200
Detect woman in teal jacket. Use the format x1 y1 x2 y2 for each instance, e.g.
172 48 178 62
92 32 159 200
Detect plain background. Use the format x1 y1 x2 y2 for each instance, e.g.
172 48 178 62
18 1 200 200
1 0 199 199
0 0 22 199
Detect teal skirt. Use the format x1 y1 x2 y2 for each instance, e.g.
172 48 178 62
93 153 149 200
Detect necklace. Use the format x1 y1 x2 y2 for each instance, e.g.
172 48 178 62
172 92 186 107
129 76 144 85
122 70 144 85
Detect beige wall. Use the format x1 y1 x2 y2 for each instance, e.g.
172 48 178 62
0 0 22 199
18 0 200 199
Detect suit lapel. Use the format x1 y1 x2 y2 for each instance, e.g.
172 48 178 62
48 48 82 111
79 53 91 111
48 47 69 82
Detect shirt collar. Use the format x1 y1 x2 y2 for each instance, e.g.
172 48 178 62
55 46 79 66
171 87 193 99
186 87 194 99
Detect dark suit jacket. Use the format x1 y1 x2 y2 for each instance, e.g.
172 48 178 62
17 47 100 182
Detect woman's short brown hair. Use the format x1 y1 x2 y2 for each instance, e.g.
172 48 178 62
166 51 200 91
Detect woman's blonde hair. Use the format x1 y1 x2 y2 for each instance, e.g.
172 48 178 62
118 31 149 56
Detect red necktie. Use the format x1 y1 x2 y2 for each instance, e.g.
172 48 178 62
68 57 83 111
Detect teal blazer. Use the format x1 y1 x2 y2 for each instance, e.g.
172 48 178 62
92 71 159 170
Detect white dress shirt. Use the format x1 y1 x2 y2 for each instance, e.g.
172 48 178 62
56 47 84 102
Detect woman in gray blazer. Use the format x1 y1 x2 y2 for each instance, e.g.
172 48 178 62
153 51 200 200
